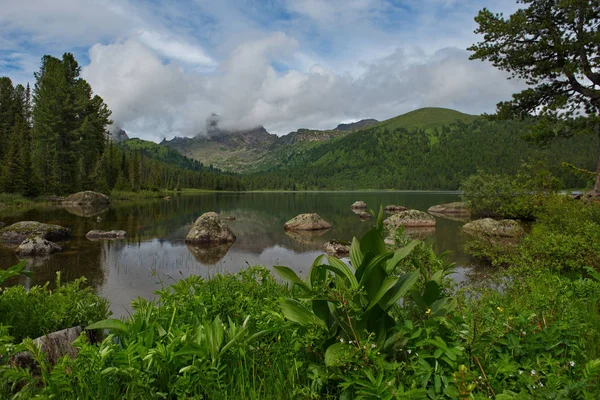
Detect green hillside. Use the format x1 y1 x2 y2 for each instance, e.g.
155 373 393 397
242 117 597 190
375 107 478 132
117 138 219 173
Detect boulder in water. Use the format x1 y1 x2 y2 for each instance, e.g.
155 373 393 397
62 191 110 205
86 230 127 240
384 210 436 228
428 202 470 215
359 211 373 220
350 201 367 209
0 221 72 244
463 218 524 238
185 212 236 244
15 236 62 257
324 240 351 256
284 213 332 231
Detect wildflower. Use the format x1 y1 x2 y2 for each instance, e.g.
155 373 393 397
377 352 381 355
539 382 544 387
371 344 376 349
569 361 575 367
426 308 431 315
519 371 523 375
497 306 503 312
387 381 392 386
349 340 353 344
478 376 482 380
521 331 527 336
415 353 419 356
340 338 345 343
407 349 412 354
531 370 536 375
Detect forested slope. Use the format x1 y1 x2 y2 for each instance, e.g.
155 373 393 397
242 118 597 190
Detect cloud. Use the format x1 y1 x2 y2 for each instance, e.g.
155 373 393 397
82 32 524 141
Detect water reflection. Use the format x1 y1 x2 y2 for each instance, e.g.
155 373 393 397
62 204 110 218
0 191 470 316
284 228 331 244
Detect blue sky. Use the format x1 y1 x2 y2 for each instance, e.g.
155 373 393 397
0 0 525 141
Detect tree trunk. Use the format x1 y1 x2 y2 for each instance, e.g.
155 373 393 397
593 126 600 197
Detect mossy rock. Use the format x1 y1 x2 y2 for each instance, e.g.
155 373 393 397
284 213 332 231
428 202 470 215
62 191 110 205
463 218 524 238
15 236 63 257
186 212 236 244
384 210 436 228
324 240 351 256
86 230 127 240
0 221 72 244
350 201 367 209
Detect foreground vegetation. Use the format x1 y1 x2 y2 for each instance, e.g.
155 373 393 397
1 199 600 399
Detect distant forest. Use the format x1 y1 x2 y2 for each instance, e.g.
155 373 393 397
241 119 597 190
0 53 244 196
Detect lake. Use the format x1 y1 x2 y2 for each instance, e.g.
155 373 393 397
0 191 475 316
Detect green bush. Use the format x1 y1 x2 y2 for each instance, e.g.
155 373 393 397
0 273 109 342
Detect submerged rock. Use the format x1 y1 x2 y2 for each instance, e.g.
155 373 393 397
428 202 470 215
186 212 236 244
384 210 436 228
86 230 127 240
350 201 367 209
324 240 351 256
463 218 524 238
385 227 436 245
0 221 72 244
384 205 407 213
221 215 236 221
15 236 62 257
284 213 332 231
62 191 110 205
187 242 233 264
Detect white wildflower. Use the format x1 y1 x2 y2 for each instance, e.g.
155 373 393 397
569 361 575 367
531 370 536 375
407 349 412 354
519 371 523 375
371 344 376 349
340 338 345 343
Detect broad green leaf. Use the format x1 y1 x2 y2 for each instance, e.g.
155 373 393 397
360 227 386 257
358 252 393 287
274 266 311 292
325 342 355 367
309 255 326 289
280 299 327 329
381 270 420 310
326 256 358 289
312 300 330 328
366 276 398 311
349 237 363 269
86 319 128 333
422 281 441 306
385 240 421 274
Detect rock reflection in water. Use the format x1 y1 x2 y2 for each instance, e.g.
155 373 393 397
186 242 233 265
61 204 110 218
284 228 331 244
404 227 436 240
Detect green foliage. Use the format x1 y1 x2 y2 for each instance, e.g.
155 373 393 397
0 272 109 343
461 162 560 219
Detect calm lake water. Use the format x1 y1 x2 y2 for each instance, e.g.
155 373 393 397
0 192 475 316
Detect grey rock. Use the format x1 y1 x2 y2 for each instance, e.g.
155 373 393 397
0 221 72 244
359 211 373 219
15 236 62 257
185 212 236 244
284 213 332 231
384 210 436 228
86 230 128 240
463 218 524 238
11 326 85 371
